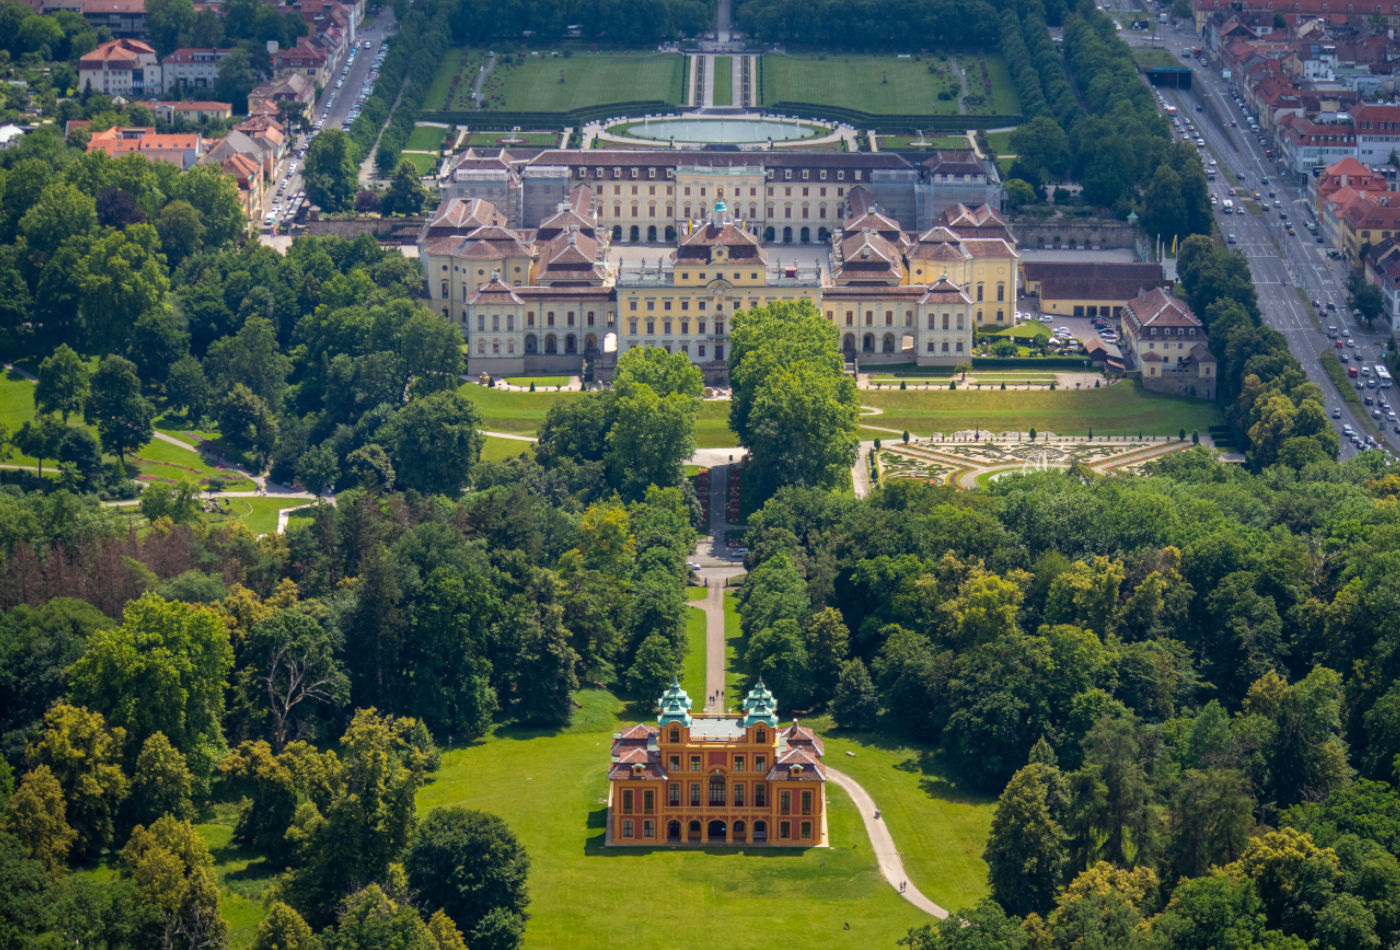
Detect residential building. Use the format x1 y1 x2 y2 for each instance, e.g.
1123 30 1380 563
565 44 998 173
1314 156 1389 213
87 126 203 168
275 37 330 87
138 100 232 124
1363 237 1400 331
247 73 315 120
160 48 232 94
1338 191 1400 259
0 124 26 149
608 681 826 847
1021 261 1168 319
78 38 160 96
1121 287 1217 400
79 0 146 37
1354 103 1400 166
1276 112 1357 174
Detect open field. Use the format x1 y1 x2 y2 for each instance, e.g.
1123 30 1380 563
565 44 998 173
400 151 440 175
415 688 971 949
696 401 740 448
0 368 41 465
982 55 1020 114
465 131 561 147
481 436 533 462
132 437 254 491
201 497 315 535
861 382 1222 437
505 376 571 388
1131 45 1184 69
713 55 733 106
458 383 581 434
427 49 488 110
200 814 279 948
985 129 1014 155
406 124 449 151
482 52 686 112
723 590 744 700
762 54 962 114
460 386 741 447
2 369 254 485
683 605 707 698
879 134 968 150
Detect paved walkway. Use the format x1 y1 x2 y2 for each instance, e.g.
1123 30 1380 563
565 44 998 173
951 56 969 115
827 767 949 918
699 584 726 713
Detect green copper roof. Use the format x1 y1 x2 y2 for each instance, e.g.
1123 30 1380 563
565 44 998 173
741 678 779 729
656 679 693 728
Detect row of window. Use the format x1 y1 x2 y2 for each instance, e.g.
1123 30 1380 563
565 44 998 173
668 753 765 773
598 184 847 199
627 319 724 336
827 310 972 330
653 782 813 815
617 819 814 840
471 311 606 331
623 341 722 360
580 166 861 182
610 204 837 221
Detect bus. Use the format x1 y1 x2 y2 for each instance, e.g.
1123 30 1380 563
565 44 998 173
1376 365 1393 388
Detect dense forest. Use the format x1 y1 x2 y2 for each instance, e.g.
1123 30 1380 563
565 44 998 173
0 110 716 945
734 447 1400 947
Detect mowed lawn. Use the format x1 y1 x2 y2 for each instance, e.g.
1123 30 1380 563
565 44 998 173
406 124 449 151
682 604 707 698
459 384 742 448
488 53 686 112
762 54 960 113
416 688 962 950
713 55 733 106
861 382 1223 437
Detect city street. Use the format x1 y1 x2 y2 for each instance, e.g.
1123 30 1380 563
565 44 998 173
1127 21 1391 458
267 8 398 230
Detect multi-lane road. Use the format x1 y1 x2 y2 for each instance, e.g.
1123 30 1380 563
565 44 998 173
266 9 398 231
1126 21 1393 458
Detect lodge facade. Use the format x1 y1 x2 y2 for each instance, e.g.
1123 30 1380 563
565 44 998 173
606 681 827 847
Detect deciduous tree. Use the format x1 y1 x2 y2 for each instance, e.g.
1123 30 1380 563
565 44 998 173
84 355 154 466
406 807 530 950
5 764 75 876
34 343 89 423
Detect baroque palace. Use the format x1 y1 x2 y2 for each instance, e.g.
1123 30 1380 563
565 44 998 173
607 681 827 847
418 147 1016 379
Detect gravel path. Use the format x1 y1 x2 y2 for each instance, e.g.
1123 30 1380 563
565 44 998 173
826 767 949 919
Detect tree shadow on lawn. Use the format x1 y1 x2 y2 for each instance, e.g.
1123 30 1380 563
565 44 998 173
827 725 990 807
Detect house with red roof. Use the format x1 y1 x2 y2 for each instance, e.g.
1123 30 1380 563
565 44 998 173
1122 288 1217 400
160 48 233 95
1354 103 1400 165
78 38 159 96
86 126 204 169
